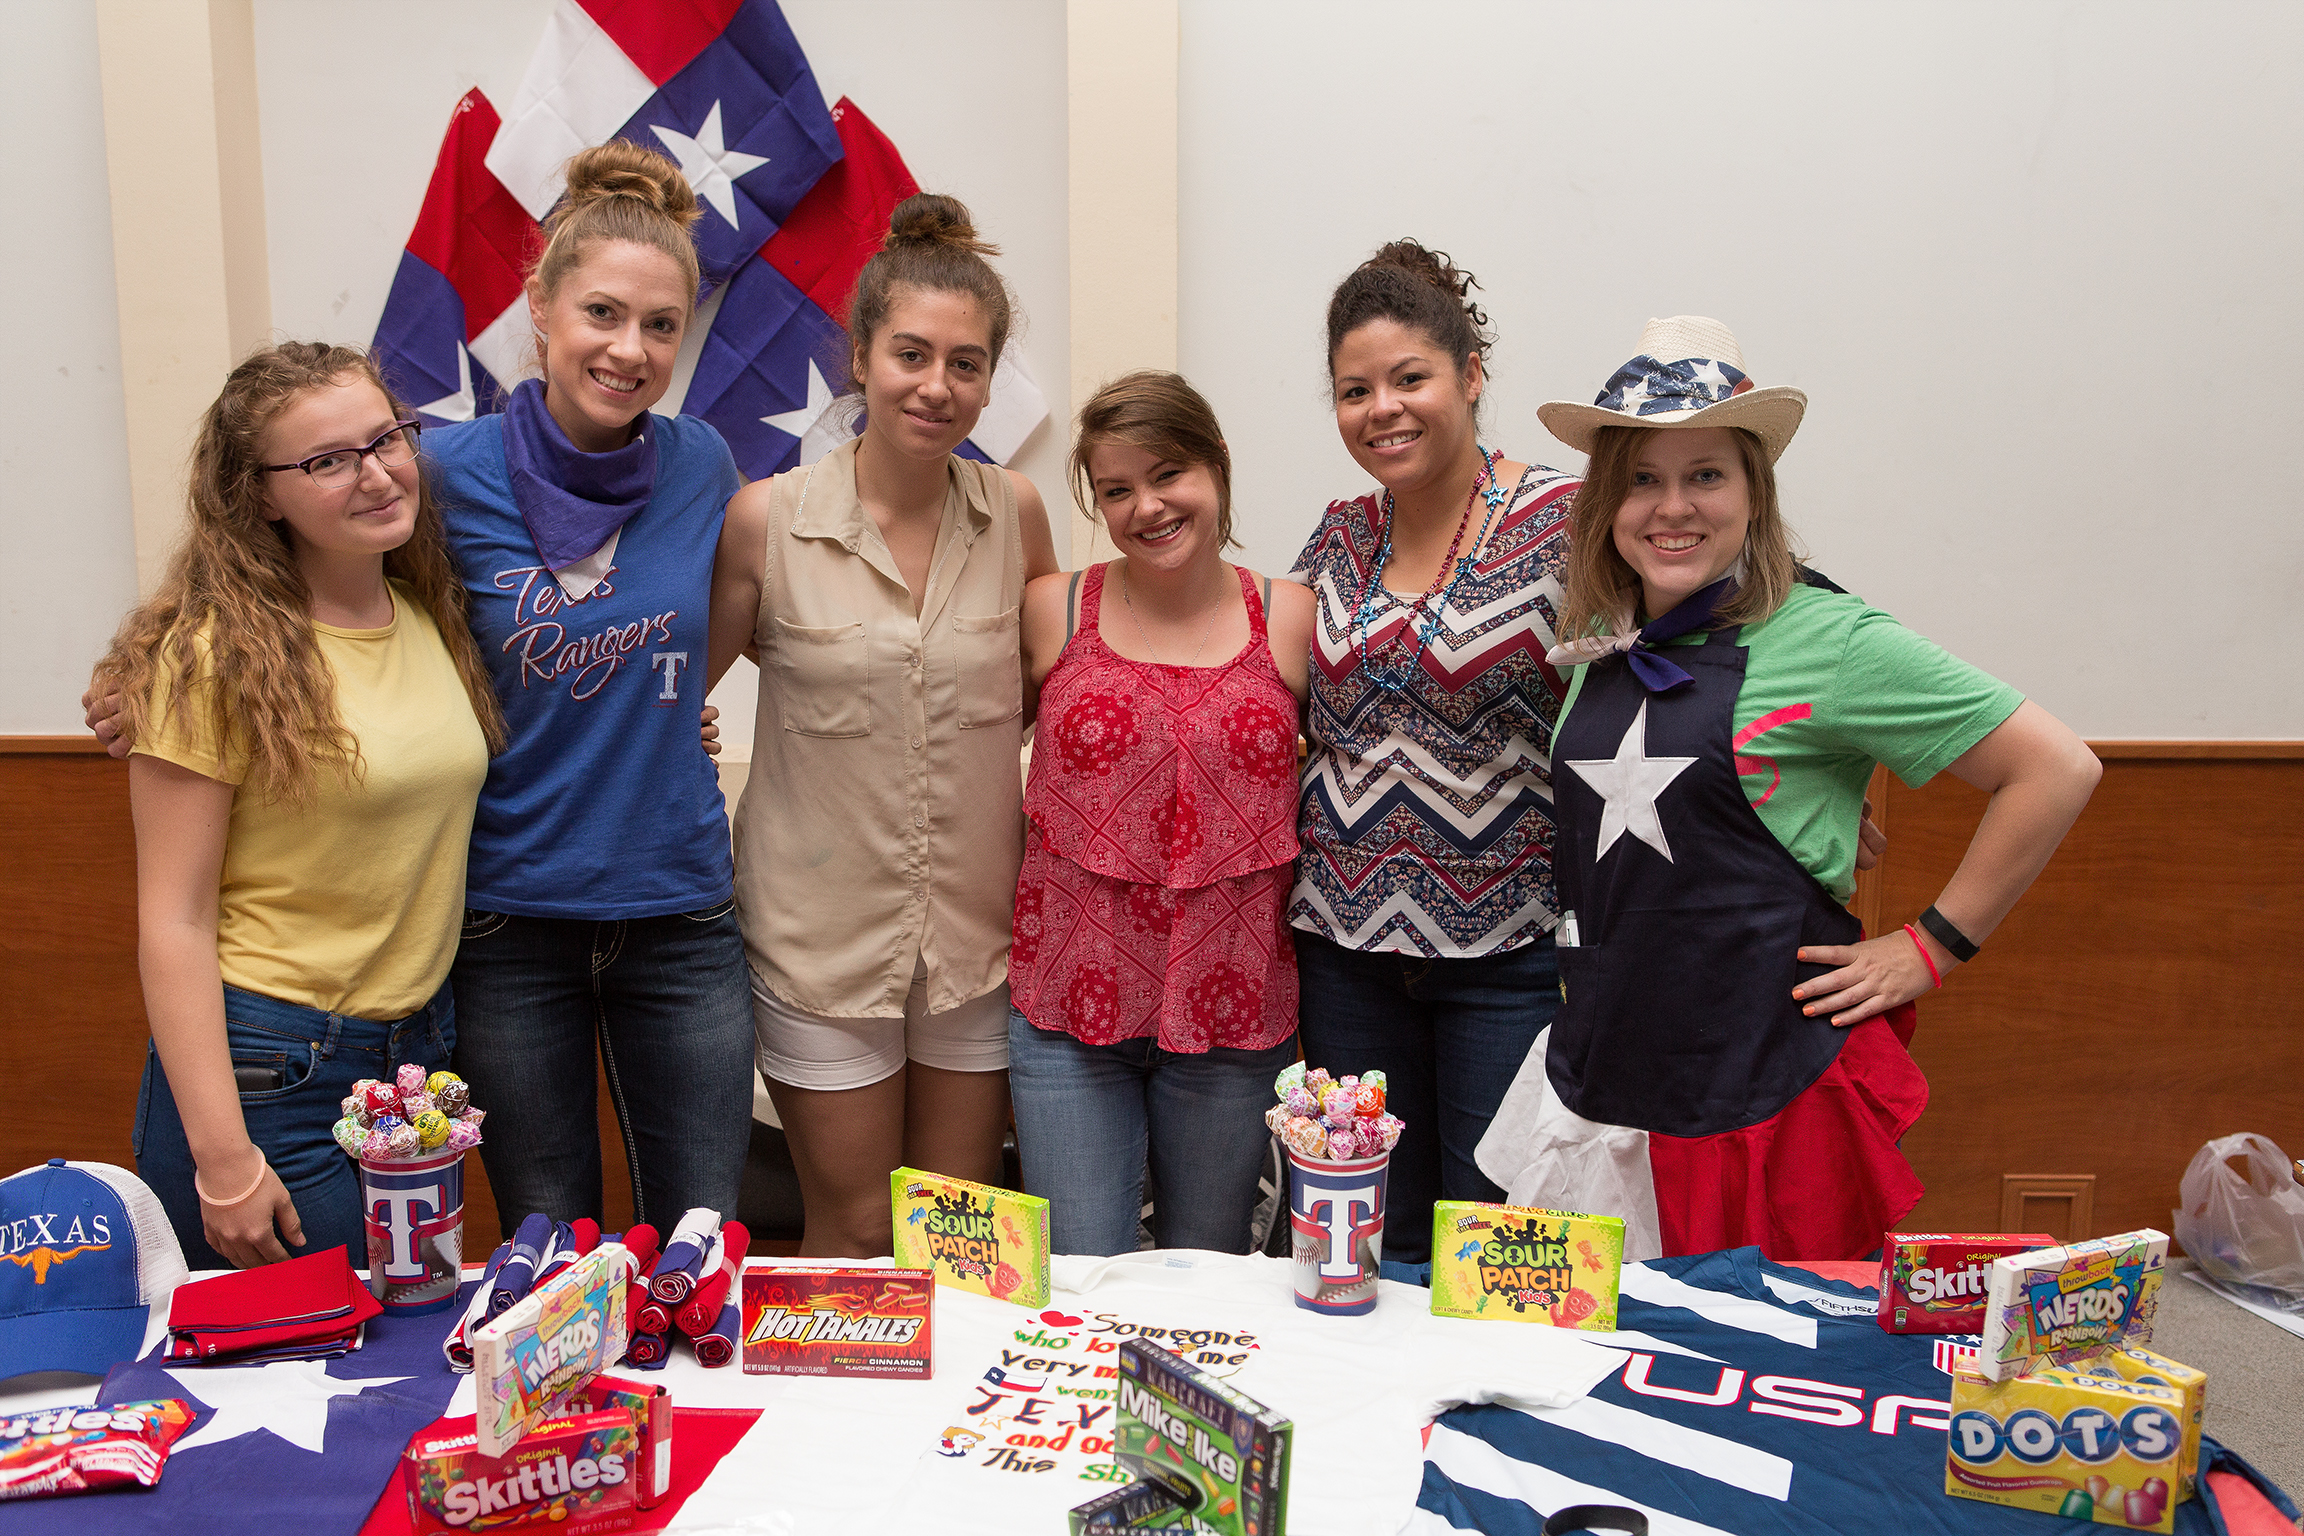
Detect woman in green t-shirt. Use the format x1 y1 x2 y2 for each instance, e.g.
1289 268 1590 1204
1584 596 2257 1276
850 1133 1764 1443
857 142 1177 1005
1478 316 2100 1262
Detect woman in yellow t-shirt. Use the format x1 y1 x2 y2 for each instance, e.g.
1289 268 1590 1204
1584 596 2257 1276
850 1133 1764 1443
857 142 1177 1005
90 342 506 1269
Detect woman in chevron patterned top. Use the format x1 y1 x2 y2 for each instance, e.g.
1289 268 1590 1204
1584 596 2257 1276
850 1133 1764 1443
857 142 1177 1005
1286 241 1583 1266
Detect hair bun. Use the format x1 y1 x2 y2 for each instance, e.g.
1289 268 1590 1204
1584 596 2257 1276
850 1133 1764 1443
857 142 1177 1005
1367 239 1489 338
559 140 700 231
886 192 1000 258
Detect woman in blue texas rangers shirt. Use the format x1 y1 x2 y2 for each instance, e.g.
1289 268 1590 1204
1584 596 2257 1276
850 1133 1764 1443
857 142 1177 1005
423 141 753 1237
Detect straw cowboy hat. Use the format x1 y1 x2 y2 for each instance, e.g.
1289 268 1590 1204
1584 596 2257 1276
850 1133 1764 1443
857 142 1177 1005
1538 316 1806 463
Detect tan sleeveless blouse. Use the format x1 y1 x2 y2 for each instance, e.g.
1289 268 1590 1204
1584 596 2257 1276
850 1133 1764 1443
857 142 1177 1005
733 437 1026 1017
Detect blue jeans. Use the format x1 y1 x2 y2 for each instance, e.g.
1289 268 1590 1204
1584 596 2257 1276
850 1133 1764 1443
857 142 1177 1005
134 982 455 1271
450 902 753 1241
1294 929 1558 1264
1008 1009 1298 1257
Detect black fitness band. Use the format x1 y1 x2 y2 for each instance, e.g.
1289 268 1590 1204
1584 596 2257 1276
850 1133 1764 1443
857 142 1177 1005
1917 904 1980 963
1543 1506 1649 1535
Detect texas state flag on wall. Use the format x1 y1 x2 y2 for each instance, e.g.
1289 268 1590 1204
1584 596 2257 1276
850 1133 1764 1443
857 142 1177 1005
372 0 1046 475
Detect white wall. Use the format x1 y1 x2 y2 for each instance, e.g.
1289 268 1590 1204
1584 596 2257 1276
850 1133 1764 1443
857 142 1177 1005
1 2 138 733
1179 0 2304 738
252 0 1072 757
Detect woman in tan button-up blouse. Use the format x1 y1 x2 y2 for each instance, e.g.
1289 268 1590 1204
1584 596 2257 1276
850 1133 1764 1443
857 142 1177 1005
709 196 1059 1259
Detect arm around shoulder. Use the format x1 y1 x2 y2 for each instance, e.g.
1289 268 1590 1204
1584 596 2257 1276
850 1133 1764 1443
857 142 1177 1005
1258 570 1317 706
1009 470 1061 584
708 478 775 690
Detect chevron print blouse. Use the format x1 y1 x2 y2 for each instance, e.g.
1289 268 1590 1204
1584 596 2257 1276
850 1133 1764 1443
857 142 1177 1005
1287 466 1581 958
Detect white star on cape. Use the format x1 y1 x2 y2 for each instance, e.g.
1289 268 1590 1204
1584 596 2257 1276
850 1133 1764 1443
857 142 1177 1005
417 342 476 423
652 101 769 229
162 1357 413 1455
1565 698 1697 863
761 359 845 466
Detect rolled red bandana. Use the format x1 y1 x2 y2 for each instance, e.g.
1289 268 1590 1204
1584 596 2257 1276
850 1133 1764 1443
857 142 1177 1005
675 1223 746 1337
693 1301 740 1369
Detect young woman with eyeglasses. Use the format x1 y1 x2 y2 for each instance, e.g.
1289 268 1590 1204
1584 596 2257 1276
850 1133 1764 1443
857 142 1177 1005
92 343 505 1268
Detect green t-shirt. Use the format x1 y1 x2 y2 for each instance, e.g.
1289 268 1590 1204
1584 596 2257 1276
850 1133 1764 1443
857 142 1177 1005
1557 584 2024 901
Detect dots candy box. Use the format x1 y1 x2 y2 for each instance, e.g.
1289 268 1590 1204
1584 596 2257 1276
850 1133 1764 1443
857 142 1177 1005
1946 1364 2193 1531
405 1403 645 1535
1428 1200 1624 1330
2066 1347 2209 1504
1878 1232 2057 1334
471 1243 632 1456
1976 1228 2168 1381
1114 1339 1292 1536
741 1266 934 1377
890 1167 1050 1308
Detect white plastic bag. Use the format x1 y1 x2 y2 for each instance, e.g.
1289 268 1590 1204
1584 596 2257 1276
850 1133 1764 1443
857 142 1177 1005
2173 1133 2304 1309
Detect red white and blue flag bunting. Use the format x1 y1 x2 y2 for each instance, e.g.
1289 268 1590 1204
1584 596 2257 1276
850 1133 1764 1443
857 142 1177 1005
372 0 1046 477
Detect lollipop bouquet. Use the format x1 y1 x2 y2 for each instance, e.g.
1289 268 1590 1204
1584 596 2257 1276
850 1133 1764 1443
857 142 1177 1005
1265 1061 1404 1162
332 1066 485 1161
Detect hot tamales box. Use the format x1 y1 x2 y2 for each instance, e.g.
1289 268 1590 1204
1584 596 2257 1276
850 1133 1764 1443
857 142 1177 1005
740 1266 933 1378
1429 1200 1624 1329
890 1168 1050 1308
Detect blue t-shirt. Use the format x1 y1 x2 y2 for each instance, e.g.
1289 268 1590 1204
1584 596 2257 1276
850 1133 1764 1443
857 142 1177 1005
428 411 738 919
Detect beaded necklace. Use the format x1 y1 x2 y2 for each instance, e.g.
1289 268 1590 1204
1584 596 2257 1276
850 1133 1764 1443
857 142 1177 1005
1352 445 1508 692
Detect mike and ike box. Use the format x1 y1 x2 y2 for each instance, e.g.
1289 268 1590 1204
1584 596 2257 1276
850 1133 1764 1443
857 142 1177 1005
1946 1362 2197 1531
1879 1232 2058 1334
740 1266 934 1378
1428 1201 1624 1330
890 1167 1050 1308
1114 1339 1291 1536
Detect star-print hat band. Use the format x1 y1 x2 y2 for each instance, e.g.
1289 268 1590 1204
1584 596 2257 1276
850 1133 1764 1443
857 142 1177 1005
1538 315 1807 464
0 1159 189 1381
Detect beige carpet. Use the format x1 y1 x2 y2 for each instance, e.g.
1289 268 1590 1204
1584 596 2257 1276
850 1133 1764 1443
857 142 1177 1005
2153 1259 2304 1512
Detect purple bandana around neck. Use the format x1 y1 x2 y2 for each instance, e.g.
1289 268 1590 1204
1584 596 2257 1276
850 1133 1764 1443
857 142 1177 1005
1626 576 1737 692
501 377 658 572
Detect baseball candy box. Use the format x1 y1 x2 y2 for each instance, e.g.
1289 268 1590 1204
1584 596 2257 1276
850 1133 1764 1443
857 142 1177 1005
891 1168 1050 1308
1429 1200 1623 1330
1946 1364 2192 1531
741 1266 934 1377
1115 1340 1291 1536
1977 1229 2168 1380
1878 1232 2057 1334
405 1406 643 1535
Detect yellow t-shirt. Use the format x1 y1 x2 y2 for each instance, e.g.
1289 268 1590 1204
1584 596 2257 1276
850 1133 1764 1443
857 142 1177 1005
134 582 490 1018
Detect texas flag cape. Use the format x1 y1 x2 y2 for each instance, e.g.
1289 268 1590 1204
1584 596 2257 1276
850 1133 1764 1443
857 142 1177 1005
372 0 1045 477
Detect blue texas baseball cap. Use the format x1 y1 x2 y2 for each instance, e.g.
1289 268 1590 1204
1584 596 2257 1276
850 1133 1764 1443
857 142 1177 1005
0 1160 189 1381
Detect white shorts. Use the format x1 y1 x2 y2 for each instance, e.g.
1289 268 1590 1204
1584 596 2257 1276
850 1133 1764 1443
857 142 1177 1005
751 953 1010 1090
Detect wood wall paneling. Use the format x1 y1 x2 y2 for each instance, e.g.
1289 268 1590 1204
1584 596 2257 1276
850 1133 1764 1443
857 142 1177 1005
7 738 2297 1256
0 742 633 1252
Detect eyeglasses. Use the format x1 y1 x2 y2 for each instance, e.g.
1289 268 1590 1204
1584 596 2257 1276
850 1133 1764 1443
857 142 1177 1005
261 420 422 488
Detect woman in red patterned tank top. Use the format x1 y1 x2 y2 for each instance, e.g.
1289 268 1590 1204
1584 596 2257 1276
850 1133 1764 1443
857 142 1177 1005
1009 372 1316 1256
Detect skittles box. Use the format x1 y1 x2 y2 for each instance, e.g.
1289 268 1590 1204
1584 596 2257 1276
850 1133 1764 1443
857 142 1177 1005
405 1406 643 1535
2067 1347 2208 1502
1946 1365 2192 1530
891 1168 1049 1308
1114 1340 1291 1536
741 1266 934 1377
471 1244 632 1455
1879 1232 2057 1334
1429 1201 1623 1329
1977 1229 2168 1381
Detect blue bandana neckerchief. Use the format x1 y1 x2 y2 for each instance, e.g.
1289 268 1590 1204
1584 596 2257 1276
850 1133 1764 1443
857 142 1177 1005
501 378 658 572
1624 576 1737 692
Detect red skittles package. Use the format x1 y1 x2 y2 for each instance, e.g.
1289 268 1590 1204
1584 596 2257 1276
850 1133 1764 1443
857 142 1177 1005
0 1400 195 1502
405 1407 642 1534
741 1266 934 1378
1880 1233 2056 1334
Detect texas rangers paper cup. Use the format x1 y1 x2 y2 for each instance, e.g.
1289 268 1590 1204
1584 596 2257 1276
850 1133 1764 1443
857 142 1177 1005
359 1147 465 1313
1286 1146 1388 1315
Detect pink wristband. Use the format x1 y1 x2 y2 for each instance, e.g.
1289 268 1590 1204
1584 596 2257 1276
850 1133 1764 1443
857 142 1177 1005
1902 923 1944 989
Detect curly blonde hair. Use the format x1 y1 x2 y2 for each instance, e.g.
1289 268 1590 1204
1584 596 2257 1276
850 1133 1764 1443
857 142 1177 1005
90 342 507 806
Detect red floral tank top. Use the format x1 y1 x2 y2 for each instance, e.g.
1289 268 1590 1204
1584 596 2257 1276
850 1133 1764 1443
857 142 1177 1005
1011 564 1300 1050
